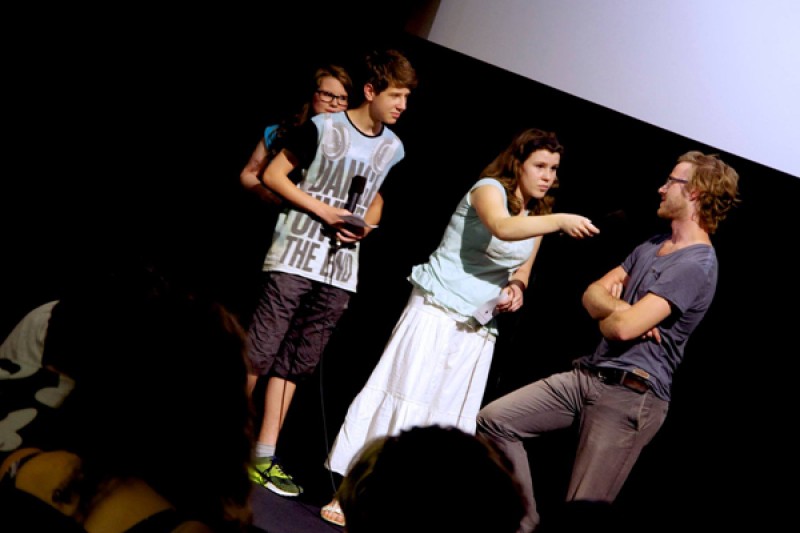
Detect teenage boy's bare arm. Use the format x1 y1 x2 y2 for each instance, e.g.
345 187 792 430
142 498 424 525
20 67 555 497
262 150 351 226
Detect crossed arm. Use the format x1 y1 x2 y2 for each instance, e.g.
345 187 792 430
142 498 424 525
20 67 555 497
582 265 672 343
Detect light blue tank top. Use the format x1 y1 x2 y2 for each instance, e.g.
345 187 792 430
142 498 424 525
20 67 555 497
410 178 536 327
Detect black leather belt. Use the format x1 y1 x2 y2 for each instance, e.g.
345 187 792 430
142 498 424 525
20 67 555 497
581 364 650 394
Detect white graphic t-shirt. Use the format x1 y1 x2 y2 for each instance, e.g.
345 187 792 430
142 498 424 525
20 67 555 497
263 112 403 292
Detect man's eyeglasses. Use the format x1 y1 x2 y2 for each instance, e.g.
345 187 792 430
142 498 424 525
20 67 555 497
663 176 689 188
316 90 348 105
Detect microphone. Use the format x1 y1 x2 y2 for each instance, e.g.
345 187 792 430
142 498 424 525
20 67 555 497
601 209 627 224
345 175 367 213
329 175 368 253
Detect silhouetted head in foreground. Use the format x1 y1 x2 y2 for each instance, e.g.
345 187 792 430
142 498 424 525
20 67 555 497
338 424 525 533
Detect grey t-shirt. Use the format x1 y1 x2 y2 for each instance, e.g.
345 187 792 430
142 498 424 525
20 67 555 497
579 234 718 401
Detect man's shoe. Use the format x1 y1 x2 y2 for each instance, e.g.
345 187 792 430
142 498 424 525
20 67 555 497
249 457 303 497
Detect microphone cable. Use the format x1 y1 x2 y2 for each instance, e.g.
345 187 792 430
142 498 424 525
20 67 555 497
319 237 342 495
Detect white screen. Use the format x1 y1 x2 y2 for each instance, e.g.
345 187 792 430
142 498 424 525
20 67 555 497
423 0 800 178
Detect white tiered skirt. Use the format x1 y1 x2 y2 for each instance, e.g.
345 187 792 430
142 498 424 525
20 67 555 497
325 288 496 475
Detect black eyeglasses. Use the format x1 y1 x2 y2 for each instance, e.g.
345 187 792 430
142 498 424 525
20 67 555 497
663 176 689 188
316 90 348 105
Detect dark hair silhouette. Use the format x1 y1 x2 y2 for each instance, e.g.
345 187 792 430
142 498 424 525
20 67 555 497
338 425 525 533
44 258 254 530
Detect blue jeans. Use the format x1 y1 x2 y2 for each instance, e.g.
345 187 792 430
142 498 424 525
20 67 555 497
477 366 669 532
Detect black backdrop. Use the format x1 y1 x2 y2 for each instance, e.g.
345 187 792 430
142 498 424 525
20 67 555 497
3 7 797 530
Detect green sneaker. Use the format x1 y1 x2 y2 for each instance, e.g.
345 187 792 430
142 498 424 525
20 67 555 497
250 457 303 497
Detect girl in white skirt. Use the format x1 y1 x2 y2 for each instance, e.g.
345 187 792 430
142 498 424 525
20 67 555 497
320 128 599 527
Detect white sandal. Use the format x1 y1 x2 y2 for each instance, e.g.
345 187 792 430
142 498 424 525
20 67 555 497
320 500 345 527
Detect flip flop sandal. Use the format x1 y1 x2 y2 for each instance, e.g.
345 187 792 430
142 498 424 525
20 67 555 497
320 501 345 527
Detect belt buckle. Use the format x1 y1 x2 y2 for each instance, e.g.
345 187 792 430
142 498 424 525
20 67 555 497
588 366 613 384
598 368 619 385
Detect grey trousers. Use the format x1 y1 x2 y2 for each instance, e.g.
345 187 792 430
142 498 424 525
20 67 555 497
476 367 669 532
